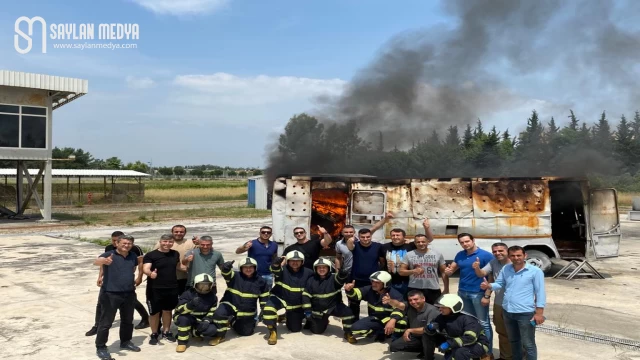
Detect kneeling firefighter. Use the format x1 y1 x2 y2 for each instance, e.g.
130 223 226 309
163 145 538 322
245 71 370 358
346 271 407 343
302 258 355 342
173 273 218 353
207 257 270 346
262 250 314 345
424 294 491 360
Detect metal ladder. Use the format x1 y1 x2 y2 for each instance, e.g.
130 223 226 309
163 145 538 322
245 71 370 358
552 260 605 280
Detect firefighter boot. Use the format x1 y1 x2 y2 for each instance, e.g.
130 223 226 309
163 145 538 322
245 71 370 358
267 326 278 345
344 332 357 344
208 336 225 346
176 345 187 353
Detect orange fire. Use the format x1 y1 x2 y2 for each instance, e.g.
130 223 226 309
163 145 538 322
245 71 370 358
311 189 348 238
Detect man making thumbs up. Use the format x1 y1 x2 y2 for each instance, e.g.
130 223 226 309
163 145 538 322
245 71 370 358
93 235 141 360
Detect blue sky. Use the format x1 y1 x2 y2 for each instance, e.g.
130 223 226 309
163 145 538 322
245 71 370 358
1 1 638 167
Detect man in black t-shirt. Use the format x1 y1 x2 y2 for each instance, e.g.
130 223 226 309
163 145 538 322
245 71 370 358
86 231 150 337
282 226 332 269
380 228 415 298
143 234 186 345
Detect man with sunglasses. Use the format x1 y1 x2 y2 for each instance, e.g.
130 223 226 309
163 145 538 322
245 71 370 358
236 226 278 288
283 226 332 270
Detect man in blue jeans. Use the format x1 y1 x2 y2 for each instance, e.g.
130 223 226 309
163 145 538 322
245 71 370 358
482 246 546 360
444 233 494 348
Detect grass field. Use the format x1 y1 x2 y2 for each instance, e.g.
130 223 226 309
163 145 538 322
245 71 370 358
618 192 638 207
53 206 270 226
145 187 247 202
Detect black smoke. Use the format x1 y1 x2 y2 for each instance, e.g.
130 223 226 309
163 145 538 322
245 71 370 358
266 0 640 181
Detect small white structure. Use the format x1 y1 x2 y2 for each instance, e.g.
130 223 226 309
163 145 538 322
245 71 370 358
0 70 88 221
247 175 268 210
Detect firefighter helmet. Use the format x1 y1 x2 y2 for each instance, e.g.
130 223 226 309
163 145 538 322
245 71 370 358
238 257 258 269
285 250 305 262
369 271 392 287
435 294 464 313
313 257 333 270
193 273 214 294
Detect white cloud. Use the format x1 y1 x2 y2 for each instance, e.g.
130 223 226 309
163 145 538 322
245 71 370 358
130 0 229 15
172 73 347 106
126 76 155 89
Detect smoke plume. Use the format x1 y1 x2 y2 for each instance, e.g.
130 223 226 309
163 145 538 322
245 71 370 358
266 0 640 181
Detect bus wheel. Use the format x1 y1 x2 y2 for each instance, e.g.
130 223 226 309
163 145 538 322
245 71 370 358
525 250 552 273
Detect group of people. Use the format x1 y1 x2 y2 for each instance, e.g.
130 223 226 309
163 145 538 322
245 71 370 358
88 216 546 360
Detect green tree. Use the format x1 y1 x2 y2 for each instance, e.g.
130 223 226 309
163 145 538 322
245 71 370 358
173 166 185 176
463 124 473 149
125 161 150 173
568 110 579 131
105 157 123 170
274 113 327 174
253 169 263 176
191 169 204 177
158 167 173 176
228 170 237 177
238 170 247 177
592 111 613 156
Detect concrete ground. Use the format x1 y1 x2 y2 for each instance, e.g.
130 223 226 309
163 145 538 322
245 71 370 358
1 217 639 359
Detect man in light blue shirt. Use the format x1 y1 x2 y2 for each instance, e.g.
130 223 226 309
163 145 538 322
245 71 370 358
481 245 546 360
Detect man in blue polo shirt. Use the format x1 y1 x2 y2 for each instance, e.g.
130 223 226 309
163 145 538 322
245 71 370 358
444 232 494 348
236 226 278 288
482 245 546 360
93 235 142 360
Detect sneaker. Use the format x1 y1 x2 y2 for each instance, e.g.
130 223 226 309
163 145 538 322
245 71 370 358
120 341 141 352
96 347 111 360
149 333 159 345
163 331 177 343
135 319 150 330
85 326 98 336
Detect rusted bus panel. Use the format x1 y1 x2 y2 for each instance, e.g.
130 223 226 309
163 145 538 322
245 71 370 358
472 179 551 217
385 218 475 239
472 216 552 237
386 185 413 217
411 179 473 219
311 181 348 190
285 179 311 217
589 189 619 233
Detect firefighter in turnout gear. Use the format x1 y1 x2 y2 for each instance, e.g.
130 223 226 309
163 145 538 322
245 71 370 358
207 257 270 346
424 294 491 360
345 271 407 343
173 273 218 353
262 250 314 345
302 258 356 342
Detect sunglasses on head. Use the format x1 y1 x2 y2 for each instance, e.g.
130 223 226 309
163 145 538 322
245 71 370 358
261 231 272 234
294 231 305 235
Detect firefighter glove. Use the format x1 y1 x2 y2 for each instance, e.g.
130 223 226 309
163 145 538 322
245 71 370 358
439 342 450 352
272 256 285 267
197 319 211 333
222 260 235 272
426 322 438 331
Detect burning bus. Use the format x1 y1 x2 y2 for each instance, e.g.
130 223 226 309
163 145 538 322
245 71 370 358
271 174 621 273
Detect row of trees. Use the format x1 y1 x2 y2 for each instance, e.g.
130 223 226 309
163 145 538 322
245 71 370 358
0 148 263 177
269 110 640 180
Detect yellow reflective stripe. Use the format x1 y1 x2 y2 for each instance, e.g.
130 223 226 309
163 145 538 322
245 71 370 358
177 326 191 331
347 288 361 300
302 304 312 309
352 329 372 337
259 292 270 297
259 301 266 306
270 266 282 274
391 310 404 318
302 291 312 298
221 269 233 277
227 288 259 298
454 337 463 346
342 315 354 320
177 335 190 341
394 328 404 333
176 303 190 314
397 320 407 325
462 330 477 345
381 317 391 323
286 304 302 310
213 319 228 324
262 315 278 320
237 311 256 317
264 306 278 312
343 324 352 328
191 312 207 316
311 289 342 299
312 311 325 316
220 301 238 312
368 304 392 312
275 281 304 292
216 327 229 332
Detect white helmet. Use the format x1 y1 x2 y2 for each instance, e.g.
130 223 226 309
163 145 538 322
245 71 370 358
313 258 333 271
435 294 464 313
238 257 258 269
193 273 214 294
285 250 305 262
369 271 392 287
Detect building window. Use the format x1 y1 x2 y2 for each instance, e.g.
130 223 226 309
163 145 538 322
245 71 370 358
0 103 47 149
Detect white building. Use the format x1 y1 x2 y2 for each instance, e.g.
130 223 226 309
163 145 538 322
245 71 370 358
0 70 88 221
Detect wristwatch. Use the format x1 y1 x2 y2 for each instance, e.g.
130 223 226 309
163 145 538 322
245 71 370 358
483 294 491 299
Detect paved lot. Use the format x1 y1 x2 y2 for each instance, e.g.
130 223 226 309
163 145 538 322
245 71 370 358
0 216 639 359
